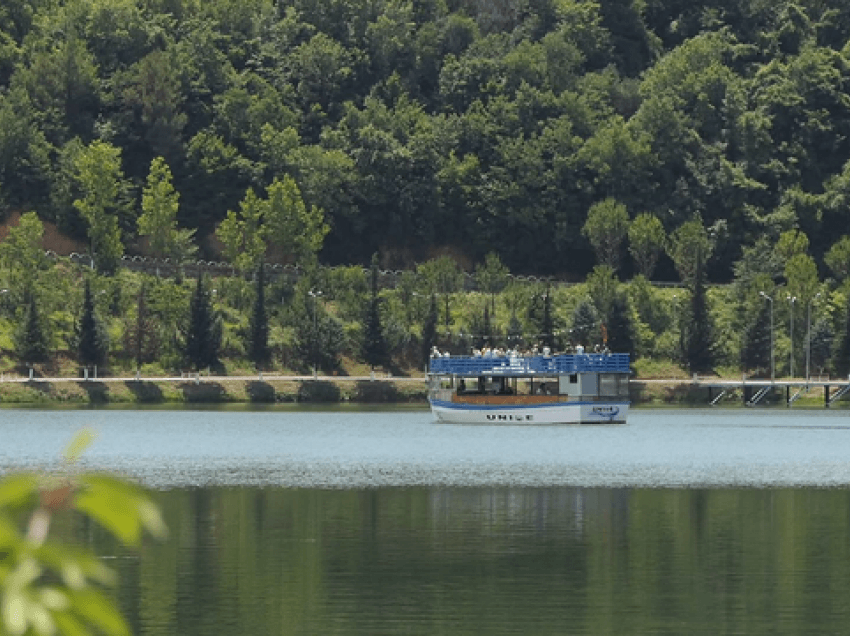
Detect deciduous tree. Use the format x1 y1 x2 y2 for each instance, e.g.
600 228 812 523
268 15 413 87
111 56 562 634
628 213 666 278
667 216 712 284
264 175 329 265
0 210 49 298
216 188 267 272
139 157 197 267
582 198 630 271
825 236 850 282
72 141 126 274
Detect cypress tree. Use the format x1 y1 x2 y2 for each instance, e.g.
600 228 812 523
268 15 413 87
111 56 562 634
362 254 387 370
77 279 108 367
684 252 713 373
185 274 220 370
421 293 438 365
740 301 771 375
135 282 147 369
247 266 271 368
14 295 50 362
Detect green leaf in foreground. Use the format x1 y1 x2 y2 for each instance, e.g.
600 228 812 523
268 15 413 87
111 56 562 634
69 588 131 636
0 474 38 508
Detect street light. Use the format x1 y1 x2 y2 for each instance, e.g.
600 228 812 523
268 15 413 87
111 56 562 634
759 292 774 381
308 289 322 378
806 292 822 384
787 295 797 379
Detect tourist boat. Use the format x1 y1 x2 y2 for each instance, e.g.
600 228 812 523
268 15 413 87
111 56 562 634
428 351 631 424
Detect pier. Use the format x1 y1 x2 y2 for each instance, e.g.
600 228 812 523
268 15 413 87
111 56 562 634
636 377 850 407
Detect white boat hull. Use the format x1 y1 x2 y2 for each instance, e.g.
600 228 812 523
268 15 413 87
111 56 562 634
429 400 629 425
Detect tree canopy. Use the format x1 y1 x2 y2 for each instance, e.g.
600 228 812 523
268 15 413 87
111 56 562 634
2 0 850 282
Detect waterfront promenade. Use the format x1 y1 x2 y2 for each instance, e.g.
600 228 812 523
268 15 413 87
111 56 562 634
1 371 848 407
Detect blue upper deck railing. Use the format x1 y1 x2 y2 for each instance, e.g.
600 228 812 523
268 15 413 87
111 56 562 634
429 353 630 376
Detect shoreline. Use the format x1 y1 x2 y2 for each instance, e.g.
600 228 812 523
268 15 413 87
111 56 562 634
0 376 844 408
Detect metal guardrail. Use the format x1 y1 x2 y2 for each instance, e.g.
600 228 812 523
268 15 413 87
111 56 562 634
57 252 687 292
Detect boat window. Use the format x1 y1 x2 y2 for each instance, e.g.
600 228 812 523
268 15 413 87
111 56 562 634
598 374 630 397
569 374 577 384
598 374 619 397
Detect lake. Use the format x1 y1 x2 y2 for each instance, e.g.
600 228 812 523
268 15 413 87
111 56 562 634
2 407 850 635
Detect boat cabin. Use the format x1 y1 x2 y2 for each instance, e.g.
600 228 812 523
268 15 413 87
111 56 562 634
428 353 631 404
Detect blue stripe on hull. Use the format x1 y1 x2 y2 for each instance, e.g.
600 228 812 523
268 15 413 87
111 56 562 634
429 400 630 411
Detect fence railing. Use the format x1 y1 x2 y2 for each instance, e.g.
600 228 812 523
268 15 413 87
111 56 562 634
54 252 688 292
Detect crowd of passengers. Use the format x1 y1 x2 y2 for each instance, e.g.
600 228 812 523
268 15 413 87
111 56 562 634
430 344 611 358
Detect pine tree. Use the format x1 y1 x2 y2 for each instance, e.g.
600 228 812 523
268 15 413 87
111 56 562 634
294 306 345 372
362 254 387 370
832 295 850 376
684 253 713 373
740 301 771 375
541 285 555 349
809 317 834 376
528 283 556 348
14 295 50 362
135 283 146 369
507 313 523 349
123 282 160 368
605 292 636 357
247 266 271 368
571 300 598 348
421 293 438 365
184 274 220 370
77 279 108 367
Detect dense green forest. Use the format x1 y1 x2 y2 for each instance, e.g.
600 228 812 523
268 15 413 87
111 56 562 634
3 0 850 381
3 0 850 279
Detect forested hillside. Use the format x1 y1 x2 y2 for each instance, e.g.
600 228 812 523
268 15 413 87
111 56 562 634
2 0 850 280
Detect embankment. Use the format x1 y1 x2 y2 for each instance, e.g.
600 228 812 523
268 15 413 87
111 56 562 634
0 377 835 408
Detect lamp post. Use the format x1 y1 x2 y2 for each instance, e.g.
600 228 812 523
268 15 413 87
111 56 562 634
759 292 774 381
787 295 797 379
806 292 821 384
308 289 322 378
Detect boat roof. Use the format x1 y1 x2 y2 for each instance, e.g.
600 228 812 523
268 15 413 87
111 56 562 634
429 353 630 376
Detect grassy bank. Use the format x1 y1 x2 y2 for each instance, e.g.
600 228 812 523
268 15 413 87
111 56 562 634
0 378 431 406
1 376 842 408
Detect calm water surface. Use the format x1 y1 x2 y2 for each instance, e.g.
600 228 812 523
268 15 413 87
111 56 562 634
1 406 849 487
3 407 850 634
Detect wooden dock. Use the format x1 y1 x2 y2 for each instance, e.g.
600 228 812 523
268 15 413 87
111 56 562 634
636 377 850 407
